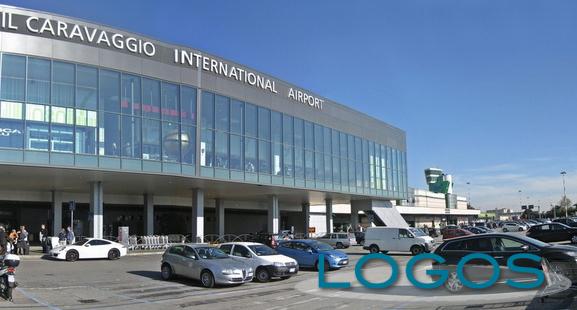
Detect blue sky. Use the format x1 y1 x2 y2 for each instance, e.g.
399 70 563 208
4 0 577 210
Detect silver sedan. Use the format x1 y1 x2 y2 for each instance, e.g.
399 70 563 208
161 244 253 288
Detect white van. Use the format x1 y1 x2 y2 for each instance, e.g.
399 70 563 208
363 227 435 255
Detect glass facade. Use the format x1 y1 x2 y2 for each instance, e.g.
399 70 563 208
0 53 408 199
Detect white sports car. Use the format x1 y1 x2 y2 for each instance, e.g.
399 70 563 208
49 238 127 261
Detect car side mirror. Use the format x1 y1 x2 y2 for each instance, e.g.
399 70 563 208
408 234 415 238
521 245 529 252
84 244 90 247
306 249 313 254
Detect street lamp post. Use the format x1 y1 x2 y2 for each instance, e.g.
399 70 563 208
518 190 522 210
466 182 471 207
561 171 567 218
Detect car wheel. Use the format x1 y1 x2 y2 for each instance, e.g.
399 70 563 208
315 259 330 272
445 272 463 293
255 267 271 283
161 264 173 281
503 228 508 232
200 270 215 288
65 250 78 262
518 227 523 232
410 245 424 256
107 249 120 260
369 245 380 254
335 242 344 249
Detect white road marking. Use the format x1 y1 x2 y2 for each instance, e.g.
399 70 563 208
17 287 62 310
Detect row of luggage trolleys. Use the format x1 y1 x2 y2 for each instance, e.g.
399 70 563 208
127 235 186 250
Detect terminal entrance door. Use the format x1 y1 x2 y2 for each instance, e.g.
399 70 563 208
0 201 51 244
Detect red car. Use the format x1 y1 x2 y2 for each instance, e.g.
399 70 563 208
442 228 473 240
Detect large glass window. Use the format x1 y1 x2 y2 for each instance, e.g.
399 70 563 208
141 118 161 160
76 65 97 110
215 95 229 131
331 130 339 156
272 143 282 176
1 55 26 101
305 150 314 180
27 58 51 104
0 101 23 120
230 99 243 134
244 103 257 137
244 137 257 172
75 110 97 155
304 121 313 150
339 132 347 158
50 124 74 153
0 118 23 149
230 134 243 170
161 83 179 122
283 145 293 177
52 61 75 107
258 140 270 174
121 74 141 116
323 127 331 154
282 115 293 146
315 152 324 180
120 115 141 158
201 92 214 129
180 86 196 125
99 112 120 156
215 131 229 168
200 129 213 167
324 155 332 183
162 122 180 162
294 148 304 179
314 124 323 152
181 125 196 164
142 78 160 119
26 122 49 151
99 70 120 113
258 107 270 140
332 156 340 184
271 111 282 143
294 118 303 148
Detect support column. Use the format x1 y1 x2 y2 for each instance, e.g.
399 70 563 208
144 193 154 235
89 182 103 239
350 201 361 232
215 199 225 236
302 202 310 237
192 189 204 243
326 199 333 233
268 195 279 234
51 191 63 236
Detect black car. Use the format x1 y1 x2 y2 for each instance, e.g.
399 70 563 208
432 233 577 293
527 223 577 243
553 218 577 228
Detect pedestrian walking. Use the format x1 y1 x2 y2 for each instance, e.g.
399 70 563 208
8 229 17 254
66 226 75 245
58 228 66 246
17 226 29 255
39 224 48 253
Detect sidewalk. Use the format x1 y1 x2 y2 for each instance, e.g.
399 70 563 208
14 246 164 260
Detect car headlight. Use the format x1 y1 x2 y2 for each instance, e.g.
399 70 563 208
221 269 234 275
273 262 284 267
248 267 253 272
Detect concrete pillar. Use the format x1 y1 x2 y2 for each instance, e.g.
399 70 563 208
51 191 63 236
89 181 103 239
302 202 310 237
326 199 333 233
350 201 361 231
215 199 225 236
268 195 279 234
144 193 154 235
192 189 204 243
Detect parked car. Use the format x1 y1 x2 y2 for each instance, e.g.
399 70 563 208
276 239 349 271
442 228 473 240
315 233 351 249
432 233 577 293
49 238 127 262
553 218 577 228
527 223 577 243
218 242 298 282
501 222 525 232
161 244 253 288
363 227 435 255
463 226 486 234
440 225 459 235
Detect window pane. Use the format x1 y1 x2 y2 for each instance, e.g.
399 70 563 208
0 101 23 119
294 147 304 179
349 160 355 187
99 69 120 112
244 137 257 172
271 111 281 142
26 122 49 151
258 140 270 174
0 118 23 148
331 130 339 156
282 114 293 146
142 118 161 160
258 107 270 140
50 124 74 153
314 124 323 152
272 143 282 176
26 103 49 122
142 78 160 119
76 125 97 154
27 58 51 104
230 99 243 134
162 121 180 162
161 83 179 122
324 155 332 183
181 125 196 164
341 158 348 185
332 156 340 184
244 103 257 137
1 55 26 101
315 152 323 180
283 145 293 177
304 121 313 150
323 127 331 154
348 135 355 159
355 137 362 161
294 118 303 148
180 86 196 125
99 112 120 156
121 115 141 158
76 65 97 110
200 129 214 167
201 92 214 129
230 134 243 170
215 131 229 168
52 61 74 107
121 74 141 116
215 95 229 131
339 132 347 158
305 150 314 180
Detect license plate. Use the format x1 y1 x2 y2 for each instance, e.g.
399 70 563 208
289 268 296 273
7 275 14 283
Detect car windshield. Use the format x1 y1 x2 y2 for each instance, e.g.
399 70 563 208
310 241 333 251
248 245 277 256
409 228 427 237
195 247 229 259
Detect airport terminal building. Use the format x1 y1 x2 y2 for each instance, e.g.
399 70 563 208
0 6 408 241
